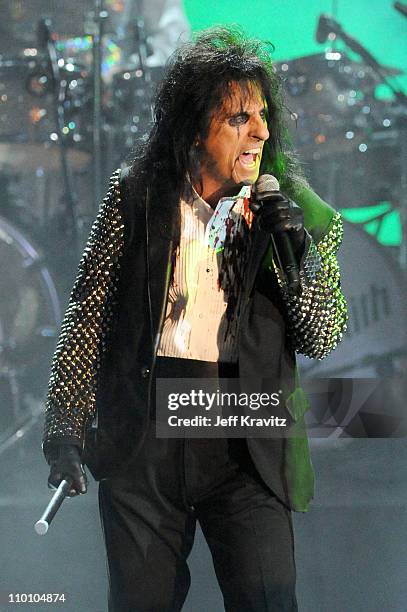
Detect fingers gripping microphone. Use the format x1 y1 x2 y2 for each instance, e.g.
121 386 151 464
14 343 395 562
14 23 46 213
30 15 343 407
253 174 301 295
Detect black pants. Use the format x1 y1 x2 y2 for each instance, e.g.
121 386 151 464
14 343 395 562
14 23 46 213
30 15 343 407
98 359 298 612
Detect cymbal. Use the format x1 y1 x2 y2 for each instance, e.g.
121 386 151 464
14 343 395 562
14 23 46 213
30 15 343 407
274 52 401 158
275 52 403 79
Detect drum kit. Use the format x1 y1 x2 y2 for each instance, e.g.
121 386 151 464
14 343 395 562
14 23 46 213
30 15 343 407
275 51 405 211
0 5 406 448
0 0 162 451
273 15 407 387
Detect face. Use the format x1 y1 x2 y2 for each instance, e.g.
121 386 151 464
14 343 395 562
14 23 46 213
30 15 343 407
198 81 270 201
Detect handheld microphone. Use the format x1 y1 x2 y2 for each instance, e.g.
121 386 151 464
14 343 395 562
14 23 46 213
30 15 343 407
252 174 301 295
34 478 73 535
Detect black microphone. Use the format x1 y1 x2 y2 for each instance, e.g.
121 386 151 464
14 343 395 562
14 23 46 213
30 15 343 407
252 174 301 295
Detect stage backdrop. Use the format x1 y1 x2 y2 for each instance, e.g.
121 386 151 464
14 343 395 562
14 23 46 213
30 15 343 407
184 0 406 95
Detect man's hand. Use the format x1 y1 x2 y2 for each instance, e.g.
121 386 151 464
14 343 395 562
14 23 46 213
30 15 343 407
255 196 306 256
47 444 88 497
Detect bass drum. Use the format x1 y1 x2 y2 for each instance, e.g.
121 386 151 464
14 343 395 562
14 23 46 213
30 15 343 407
298 221 406 378
0 216 61 449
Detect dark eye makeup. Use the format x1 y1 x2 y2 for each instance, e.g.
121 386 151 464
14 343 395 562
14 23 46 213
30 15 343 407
228 113 249 127
228 108 267 127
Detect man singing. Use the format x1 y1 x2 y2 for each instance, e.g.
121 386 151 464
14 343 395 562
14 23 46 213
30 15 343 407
43 26 348 611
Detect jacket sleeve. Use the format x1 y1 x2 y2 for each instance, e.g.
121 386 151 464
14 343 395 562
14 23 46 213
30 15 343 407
42 169 125 455
272 211 348 360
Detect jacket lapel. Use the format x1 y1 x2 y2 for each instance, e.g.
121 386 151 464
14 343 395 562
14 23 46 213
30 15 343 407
243 220 273 299
146 189 177 339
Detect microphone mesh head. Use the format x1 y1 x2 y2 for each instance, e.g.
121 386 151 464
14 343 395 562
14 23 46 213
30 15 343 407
35 520 49 535
256 174 280 194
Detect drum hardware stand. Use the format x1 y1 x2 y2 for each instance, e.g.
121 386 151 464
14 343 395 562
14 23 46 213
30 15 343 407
132 0 154 127
36 18 80 257
394 2 407 19
316 14 407 271
86 1 109 213
132 0 152 88
118 0 154 149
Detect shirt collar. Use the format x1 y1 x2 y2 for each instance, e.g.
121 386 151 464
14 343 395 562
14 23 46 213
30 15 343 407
190 183 253 207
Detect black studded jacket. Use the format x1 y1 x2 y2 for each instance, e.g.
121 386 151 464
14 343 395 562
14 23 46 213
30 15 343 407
42 167 347 512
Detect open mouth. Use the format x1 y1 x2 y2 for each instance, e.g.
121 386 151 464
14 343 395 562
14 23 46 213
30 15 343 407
238 149 261 168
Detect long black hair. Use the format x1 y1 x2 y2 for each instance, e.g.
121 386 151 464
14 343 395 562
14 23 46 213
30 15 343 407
130 25 306 217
